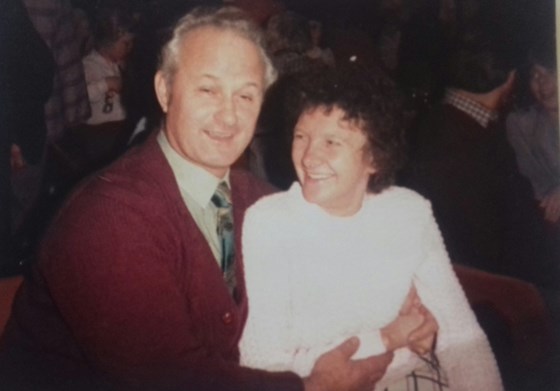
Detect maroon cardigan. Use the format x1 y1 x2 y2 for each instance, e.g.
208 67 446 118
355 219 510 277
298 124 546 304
1 135 302 391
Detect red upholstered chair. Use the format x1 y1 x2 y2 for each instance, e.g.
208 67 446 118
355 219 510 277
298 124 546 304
453 264 554 368
0 275 23 336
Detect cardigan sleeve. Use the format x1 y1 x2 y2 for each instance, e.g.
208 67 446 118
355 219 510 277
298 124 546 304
39 185 302 391
410 202 503 391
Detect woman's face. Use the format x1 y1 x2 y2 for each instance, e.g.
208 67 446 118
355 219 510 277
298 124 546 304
529 63 558 115
292 106 375 217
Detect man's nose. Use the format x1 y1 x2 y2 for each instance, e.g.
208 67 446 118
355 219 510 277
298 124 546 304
216 96 237 127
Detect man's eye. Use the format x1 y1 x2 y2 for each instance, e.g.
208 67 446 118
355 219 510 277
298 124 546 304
326 139 341 146
240 94 253 102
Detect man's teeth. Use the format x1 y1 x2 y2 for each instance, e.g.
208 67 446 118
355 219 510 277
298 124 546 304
307 173 330 180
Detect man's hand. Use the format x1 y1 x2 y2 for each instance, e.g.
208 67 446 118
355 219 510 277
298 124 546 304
540 189 560 223
10 144 26 172
304 337 393 391
398 285 438 355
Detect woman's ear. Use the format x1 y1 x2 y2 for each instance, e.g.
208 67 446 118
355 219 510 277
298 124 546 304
154 71 170 113
366 150 377 175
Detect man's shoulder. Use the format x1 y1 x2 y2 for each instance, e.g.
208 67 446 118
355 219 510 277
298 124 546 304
412 103 485 148
66 138 177 213
418 103 475 127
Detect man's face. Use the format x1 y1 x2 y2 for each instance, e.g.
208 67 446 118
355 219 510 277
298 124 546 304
155 27 266 178
292 106 375 217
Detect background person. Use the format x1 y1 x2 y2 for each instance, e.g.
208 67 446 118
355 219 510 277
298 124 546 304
399 29 560 390
0 0 54 276
506 37 560 225
77 6 136 171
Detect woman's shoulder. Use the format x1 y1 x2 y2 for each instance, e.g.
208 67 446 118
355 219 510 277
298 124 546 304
82 50 103 65
506 106 541 133
244 184 299 222
368 186 431 209
363 186 434 223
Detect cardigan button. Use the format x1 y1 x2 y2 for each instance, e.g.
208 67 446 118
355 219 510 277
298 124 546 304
222 311 233 325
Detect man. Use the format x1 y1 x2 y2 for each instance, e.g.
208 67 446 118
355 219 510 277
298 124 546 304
11 0 90 268
22 0 90 142
400 32 559 389
401 33 557 289
0 0 53 274
0 7 434 391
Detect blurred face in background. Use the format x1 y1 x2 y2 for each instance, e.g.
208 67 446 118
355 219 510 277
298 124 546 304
106 31 134 64
530 63 558 116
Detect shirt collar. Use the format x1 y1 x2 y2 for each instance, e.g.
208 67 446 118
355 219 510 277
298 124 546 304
443 89 499 128
157 130 230 208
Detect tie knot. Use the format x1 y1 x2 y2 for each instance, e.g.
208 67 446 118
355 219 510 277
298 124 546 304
211 182 231 209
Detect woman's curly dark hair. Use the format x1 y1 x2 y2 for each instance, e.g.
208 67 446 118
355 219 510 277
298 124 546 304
287 64 405 193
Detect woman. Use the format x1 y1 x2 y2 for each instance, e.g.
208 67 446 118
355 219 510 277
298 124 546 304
240 67 502 390
506 38 560 224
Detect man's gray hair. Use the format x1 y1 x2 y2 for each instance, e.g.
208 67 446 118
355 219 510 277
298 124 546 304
158 6 277 89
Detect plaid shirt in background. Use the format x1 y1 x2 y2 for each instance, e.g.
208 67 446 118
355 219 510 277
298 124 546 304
23 0 90 142
443 89 499 129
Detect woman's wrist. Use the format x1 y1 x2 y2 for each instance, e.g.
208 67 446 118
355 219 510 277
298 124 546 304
380 325 399 351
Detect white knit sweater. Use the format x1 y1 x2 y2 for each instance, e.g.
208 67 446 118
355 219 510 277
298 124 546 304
240 184 503 390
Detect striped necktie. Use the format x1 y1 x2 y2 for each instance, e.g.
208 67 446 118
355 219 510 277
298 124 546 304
211 181 236 297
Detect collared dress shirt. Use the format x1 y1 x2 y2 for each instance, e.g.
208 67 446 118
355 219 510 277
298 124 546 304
158 130 229 266
444 88 499 128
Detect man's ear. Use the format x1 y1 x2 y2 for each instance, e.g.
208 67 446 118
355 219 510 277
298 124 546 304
154 71 169 113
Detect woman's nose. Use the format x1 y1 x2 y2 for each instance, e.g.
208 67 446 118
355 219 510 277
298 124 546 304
302 144 322 168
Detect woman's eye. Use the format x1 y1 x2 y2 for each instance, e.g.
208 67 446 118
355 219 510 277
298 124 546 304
240 94 253 102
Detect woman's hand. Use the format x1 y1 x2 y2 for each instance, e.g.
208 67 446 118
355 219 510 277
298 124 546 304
381 286 438 355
